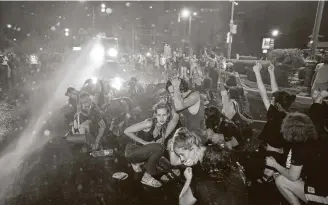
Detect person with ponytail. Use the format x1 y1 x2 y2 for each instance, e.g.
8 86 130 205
124 102 179 188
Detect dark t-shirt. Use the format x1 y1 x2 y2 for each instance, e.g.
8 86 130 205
191 147 247 205
307 102 328 140
291 140 328 194
258 105 288 148
88 104 107 137
68 97 77 111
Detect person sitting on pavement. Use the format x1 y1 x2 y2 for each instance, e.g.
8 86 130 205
166 78 207 166
166 78 206 143
124 101 179 188
266 112 328 205
205 106 241 150
308 89 328 140
171 127 247 205
251 62 296 183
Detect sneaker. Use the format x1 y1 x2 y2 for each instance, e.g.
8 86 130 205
131 163 142 173
141 175 162 188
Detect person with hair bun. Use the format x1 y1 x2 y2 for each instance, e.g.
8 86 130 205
124 102 179 188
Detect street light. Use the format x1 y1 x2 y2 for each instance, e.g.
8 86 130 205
179 8 195 56
101 4 106 8
227 0 238 59
65 28 69 32
272 29 279 37
7 24 12 28
181 9 191 18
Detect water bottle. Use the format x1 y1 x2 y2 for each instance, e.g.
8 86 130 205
90 149 114 157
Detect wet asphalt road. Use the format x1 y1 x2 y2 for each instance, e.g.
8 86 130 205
3 63 180 205
5 134 181 205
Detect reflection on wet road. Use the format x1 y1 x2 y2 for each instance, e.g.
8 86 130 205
6 134 181 205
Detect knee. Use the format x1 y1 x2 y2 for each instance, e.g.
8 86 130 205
146 143 164 156
124 143 136 159
275 175 288 189
150 143 164 153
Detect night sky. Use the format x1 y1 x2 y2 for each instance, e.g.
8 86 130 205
0 1 327 55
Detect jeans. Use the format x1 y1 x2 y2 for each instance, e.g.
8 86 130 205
125 143 164 175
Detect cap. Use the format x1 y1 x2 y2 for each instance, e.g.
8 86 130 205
65 87 76 96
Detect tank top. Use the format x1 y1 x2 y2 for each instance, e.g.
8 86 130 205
138 119 166 145
180 91 207 143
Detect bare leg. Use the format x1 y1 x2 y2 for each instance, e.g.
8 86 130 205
275 175 307 205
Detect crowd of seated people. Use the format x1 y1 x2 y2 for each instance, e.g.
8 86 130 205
61 55 328 205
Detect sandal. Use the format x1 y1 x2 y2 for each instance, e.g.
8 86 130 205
141 175 162 188
160 175 170 182
171 169 181 177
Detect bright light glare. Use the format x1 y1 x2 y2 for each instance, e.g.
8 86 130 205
111 77 124 90
65 28 69 32
101 8 106 12
90 44 105 62
101 3 106 8
91 77 98 84
7 24 12 28
146 52 151 57
65 32 69 36
181 9 191 18
272 30 279 37
108 48 118 57
73 47 81 51
309 40 314 44
193 12 197 16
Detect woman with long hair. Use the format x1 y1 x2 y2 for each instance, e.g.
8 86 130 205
171 127 247 205
124 102 179 188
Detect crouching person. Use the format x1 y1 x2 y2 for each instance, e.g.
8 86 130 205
124 102 179 187
66 93 108 151
171 127 247 205
266 112 328 205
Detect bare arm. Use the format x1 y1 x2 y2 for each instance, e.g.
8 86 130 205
253 64 271 110
273 163 302 182
95 119 106 145
179 179 197 205
124 120 153 145
268 64 278 93
164 111 179 139
173 89 199 111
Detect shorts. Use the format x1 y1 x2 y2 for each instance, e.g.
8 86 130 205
305 183 328 205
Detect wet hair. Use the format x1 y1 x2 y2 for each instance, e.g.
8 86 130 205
272 91 296 110
173 127 202 150
165 78 189 93
281 112 318 143
152 101 172 120
201 146 234 175
149 102 172 138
